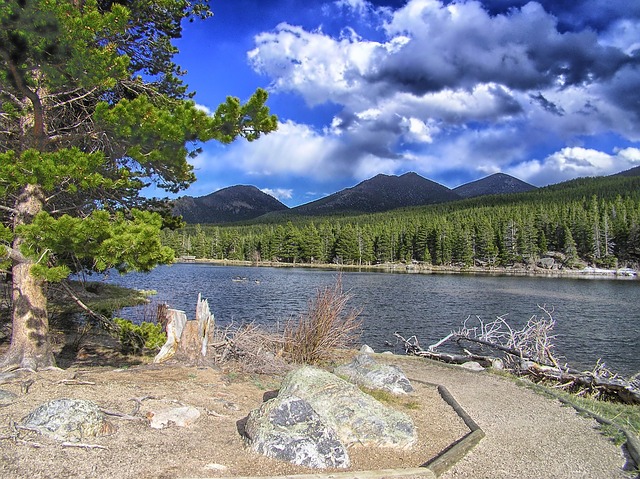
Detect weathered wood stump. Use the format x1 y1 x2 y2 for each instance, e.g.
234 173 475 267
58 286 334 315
154 293 214 364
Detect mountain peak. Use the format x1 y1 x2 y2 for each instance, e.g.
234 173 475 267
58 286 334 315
292 172 460 215
173 185 288 224
453 173 536 199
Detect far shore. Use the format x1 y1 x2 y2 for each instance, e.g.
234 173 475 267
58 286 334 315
175 257 639 280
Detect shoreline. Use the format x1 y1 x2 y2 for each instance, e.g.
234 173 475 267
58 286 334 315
176 258 639 280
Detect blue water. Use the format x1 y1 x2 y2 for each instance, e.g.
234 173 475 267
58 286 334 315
104 263 640 376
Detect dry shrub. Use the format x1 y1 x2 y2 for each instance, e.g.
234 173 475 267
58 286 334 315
208 321 290 375
283 276 362 365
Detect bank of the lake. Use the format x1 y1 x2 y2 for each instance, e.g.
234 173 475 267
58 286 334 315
179 257 639 280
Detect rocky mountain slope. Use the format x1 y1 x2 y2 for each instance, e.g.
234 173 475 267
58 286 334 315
172 172 541 224
453 173 537 199
172 185 288 224
291 172 461 216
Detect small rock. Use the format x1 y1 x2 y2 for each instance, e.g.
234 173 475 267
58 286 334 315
460 361 484 372
148 406 200 429
0 389 18 406
360 344 375 354
203 463 228 471
21 398 112 441
334 353 414 394
491 358 505 370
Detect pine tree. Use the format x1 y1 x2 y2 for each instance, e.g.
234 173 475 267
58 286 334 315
0 0 277 369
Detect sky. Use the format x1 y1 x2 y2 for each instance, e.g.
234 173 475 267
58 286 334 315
171 0 640 207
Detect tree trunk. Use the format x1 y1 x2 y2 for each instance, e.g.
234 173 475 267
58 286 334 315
1 184 55 370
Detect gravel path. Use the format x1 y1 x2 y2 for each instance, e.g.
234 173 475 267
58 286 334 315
388 355 630 479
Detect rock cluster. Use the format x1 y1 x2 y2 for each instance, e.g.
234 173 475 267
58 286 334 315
245 357 417 469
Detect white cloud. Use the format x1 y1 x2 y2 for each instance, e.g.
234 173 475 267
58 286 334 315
601 19 640 55
240 0 640 192
261 188 293 201
509 147 640 185
215 120 344 179
194 103 213 116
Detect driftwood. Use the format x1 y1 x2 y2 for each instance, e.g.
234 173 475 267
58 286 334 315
154 293 214 364
394 308 640 405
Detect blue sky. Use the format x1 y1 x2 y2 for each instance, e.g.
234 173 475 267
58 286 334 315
172 0 640 207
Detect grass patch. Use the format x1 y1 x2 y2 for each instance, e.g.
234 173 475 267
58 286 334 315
361 387 421 411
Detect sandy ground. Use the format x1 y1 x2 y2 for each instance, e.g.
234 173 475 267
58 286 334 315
0 350 632 479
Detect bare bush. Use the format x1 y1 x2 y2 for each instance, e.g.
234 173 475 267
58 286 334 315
282 276 362 365
208 321 290 375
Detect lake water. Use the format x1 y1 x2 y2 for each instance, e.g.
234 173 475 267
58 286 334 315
105 263 640 377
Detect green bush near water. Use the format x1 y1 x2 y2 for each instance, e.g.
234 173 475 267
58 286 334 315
114 318 166 354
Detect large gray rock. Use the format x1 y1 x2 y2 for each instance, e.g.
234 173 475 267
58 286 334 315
245 395 350 469
334 353 414 394
21 398 112 441
278 366 416 448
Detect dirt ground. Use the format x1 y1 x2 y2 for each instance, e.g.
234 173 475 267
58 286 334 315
0 343 470 479
0 341 632 479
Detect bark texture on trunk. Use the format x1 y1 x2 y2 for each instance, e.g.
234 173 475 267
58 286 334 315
1 184 55 370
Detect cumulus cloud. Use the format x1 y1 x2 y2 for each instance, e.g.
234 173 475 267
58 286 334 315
241 0 640 194
509 147 640 185
261 188 294 201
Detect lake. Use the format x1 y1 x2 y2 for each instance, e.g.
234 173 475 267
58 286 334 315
105 263 640 377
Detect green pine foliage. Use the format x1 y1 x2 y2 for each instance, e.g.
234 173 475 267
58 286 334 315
1 0 277 369
163 175 640 270
114 318 166 354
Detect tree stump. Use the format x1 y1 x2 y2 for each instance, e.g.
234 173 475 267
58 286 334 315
154 293 214 364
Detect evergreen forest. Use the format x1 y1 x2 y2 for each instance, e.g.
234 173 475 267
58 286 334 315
161 175 640 270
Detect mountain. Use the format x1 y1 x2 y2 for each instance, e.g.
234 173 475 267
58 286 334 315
453 173 537 199
291 172 461 216
613 165 640 177
172 185 289 224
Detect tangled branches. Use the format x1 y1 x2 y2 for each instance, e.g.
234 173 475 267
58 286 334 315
455 305 559 368
395 305 640 405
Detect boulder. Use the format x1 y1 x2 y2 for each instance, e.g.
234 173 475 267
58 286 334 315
245 395 350 469
147 406 201 429
460 361 484 372
334 353 414 394
359 344 375 354
21 398 114 441
277 366 416 448
537 257 555 269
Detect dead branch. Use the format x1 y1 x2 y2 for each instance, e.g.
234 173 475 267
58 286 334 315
128 395 156 416
396 307 640 405
61 441 107 450
101 408 146 422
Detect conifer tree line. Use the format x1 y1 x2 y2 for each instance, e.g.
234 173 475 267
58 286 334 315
162 177 640 269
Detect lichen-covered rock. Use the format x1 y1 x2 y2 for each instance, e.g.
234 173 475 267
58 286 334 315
334 353 414 394
279 366 416 448
245 395 350 469
21 398 113 441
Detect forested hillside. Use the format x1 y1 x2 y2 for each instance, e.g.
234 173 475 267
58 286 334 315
161 175 640 269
